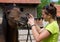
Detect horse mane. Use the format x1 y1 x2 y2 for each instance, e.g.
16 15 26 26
2 12 10 39
2 12 9 29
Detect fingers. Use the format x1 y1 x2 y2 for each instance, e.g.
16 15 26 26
29 14 33 18
28 14 34 21
27 14 35 25
28 14 34 19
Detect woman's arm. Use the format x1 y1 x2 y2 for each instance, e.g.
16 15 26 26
35 24 44 34
32 25 50 42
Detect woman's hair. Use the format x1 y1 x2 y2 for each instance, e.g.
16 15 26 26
42 3 57 19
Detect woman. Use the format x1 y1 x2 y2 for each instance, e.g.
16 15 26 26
28 3 59 42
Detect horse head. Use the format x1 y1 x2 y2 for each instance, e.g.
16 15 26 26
5 7 22 28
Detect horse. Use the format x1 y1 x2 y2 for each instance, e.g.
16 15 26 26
2 6 21 42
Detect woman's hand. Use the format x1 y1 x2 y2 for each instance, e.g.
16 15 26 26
28 14 35 26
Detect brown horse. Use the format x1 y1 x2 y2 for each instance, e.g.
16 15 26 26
2 7 21 42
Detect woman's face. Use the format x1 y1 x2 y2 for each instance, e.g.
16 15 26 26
42 9 51 21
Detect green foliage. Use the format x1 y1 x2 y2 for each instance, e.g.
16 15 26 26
37 0 50 18
58 0 60 4
54 0 60 4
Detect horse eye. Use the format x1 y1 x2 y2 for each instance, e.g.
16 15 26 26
7 12 10 14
